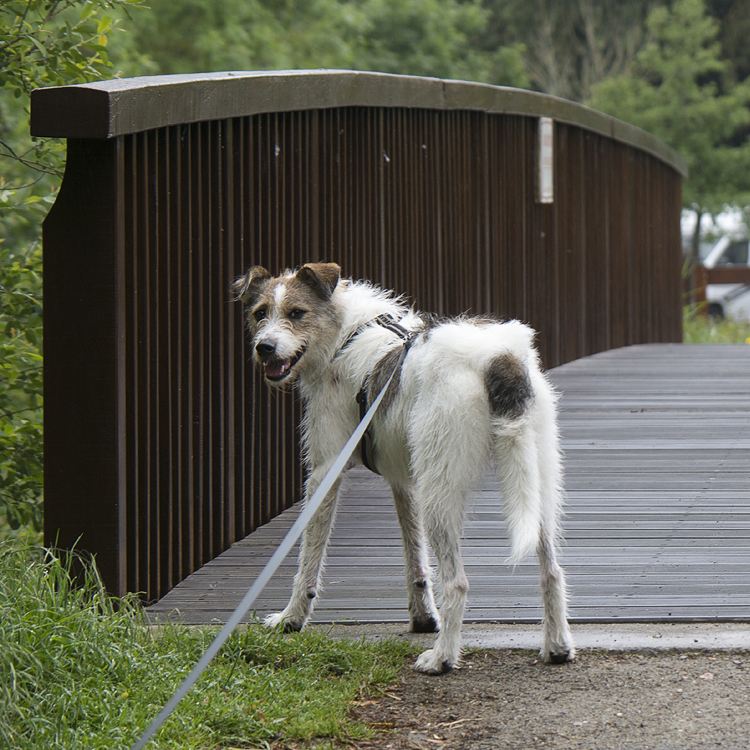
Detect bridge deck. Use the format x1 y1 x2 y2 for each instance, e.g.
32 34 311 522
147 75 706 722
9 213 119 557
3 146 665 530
147 344 750 625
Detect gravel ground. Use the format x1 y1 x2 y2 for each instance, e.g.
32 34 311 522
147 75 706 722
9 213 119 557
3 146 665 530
352 649 750 750
304 623 750 749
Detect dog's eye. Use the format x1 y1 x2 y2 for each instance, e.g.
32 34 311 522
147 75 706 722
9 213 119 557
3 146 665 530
289 309 307 320
253 307 267 322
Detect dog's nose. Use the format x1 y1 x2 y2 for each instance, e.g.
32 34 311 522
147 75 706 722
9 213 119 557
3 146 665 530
255 340 276 360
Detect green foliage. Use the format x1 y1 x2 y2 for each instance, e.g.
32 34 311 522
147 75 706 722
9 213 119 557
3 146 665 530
2 0 122 94
0 540 413 749
587 0 750 216
717 0 750 82
1 1 143 208
126 0 358 74
118 0 529 87
478 0 660 101
0 243 43 540
346 0 506 82
0 0 143 539
683 305 750 343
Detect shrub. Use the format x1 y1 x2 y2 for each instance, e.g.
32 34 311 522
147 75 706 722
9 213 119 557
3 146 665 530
0 242 43 539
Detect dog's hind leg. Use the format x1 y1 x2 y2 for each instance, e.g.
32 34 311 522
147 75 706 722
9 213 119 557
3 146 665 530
493 384 575 663
391 485 440 633
537 529 575 663
264 472 342 632
408 377 488 673
532 389 575 663
413 487 469 674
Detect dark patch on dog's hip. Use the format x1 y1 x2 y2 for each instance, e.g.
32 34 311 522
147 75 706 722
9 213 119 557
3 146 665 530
485 353 532 419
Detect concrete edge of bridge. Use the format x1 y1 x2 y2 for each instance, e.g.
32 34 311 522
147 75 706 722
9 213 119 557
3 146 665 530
309 621 750 652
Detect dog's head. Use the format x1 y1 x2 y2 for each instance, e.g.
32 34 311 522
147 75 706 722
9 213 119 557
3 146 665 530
232 262 341 387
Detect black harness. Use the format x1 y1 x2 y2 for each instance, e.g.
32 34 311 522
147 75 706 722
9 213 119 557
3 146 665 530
337 315 415 475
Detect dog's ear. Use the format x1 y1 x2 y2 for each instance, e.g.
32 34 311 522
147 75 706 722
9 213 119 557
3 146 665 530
296 263 340 301
232 266 271 305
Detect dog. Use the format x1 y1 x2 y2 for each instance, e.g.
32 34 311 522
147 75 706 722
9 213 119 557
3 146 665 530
233 262 575 672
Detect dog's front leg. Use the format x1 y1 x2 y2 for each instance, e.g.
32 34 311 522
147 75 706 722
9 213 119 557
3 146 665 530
264 472 342 632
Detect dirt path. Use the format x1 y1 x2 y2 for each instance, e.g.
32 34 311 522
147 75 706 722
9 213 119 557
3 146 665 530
352 649 750 749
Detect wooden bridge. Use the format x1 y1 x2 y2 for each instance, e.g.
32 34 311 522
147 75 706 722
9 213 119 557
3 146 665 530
34 71 686 602
148 343 750 625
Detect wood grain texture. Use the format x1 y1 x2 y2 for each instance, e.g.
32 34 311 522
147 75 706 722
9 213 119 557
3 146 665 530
30 71 687 175
147 343 750 625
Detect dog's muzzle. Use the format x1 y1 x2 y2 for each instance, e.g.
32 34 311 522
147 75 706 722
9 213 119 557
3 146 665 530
255 339 305 382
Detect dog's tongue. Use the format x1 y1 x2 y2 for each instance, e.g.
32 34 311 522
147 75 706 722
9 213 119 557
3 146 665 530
265 358 292 379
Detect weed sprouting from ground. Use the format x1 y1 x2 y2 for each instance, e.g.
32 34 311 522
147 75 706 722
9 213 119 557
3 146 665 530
0 542 412 749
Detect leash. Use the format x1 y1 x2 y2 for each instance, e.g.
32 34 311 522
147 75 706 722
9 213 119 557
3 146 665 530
129 339 410 750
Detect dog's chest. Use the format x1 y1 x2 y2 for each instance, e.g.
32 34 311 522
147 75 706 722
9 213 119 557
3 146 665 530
302 378 358 431
302 367 410 477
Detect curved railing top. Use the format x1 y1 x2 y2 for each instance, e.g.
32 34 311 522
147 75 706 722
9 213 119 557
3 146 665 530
31 69 687 177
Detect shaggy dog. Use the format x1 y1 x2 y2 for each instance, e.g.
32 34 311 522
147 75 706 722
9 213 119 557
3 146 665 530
233 262 575 673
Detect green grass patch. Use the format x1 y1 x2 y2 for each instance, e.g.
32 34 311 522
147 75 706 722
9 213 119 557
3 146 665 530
683 306 750 343
0 541 413 749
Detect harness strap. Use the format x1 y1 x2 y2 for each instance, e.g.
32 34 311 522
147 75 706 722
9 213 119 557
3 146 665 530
354 317 415 474
335 313 410 359
356 385 378 473
373 314 412 339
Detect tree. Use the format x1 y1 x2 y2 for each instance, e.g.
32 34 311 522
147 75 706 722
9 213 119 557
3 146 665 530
0 0 142 540
717 0 750 81
346 0 526 85
586 0 750 267
1 1 141 214
476 0 662 101
117 0 528 87
117 0 360 75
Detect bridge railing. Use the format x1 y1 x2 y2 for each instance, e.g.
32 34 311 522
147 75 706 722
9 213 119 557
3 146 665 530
31 71 686 601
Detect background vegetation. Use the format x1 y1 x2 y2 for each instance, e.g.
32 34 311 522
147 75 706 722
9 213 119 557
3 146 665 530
3 0 750 543
1 0 143 543
683 305 750 341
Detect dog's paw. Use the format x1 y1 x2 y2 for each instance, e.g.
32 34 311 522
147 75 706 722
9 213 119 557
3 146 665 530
413 648 455 674
540 644 576 664
263 611 306 632
410 614 440 634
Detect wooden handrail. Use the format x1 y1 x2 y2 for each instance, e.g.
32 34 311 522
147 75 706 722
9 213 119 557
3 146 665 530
31 70 687 177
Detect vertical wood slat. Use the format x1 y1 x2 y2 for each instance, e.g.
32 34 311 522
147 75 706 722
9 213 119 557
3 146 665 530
43 105 683 601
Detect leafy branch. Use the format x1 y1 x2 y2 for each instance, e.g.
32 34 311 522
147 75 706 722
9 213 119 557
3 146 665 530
0 0 144 540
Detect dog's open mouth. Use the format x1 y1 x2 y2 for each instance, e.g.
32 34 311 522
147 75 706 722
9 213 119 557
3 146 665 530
264 349 305 382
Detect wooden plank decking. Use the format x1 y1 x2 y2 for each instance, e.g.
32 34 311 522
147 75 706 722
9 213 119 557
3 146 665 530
147 344 750 625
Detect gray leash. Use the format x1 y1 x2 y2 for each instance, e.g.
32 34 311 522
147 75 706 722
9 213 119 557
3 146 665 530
130 344 407 750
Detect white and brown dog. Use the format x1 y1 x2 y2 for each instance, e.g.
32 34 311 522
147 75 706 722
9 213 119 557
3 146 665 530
233 262 575 672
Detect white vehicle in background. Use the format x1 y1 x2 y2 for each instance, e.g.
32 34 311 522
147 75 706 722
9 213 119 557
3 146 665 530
702 235 750 320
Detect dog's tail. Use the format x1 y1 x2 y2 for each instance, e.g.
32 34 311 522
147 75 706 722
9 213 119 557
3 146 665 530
490 358 563 568
493 428 544 567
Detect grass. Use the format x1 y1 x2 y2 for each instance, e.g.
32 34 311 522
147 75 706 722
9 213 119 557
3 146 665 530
0 541 413 749
683 306 750 343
